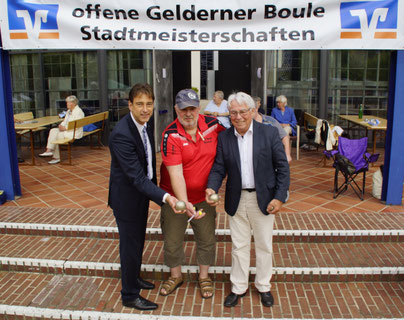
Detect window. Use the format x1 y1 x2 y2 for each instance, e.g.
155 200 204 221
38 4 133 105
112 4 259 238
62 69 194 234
10 53 41 115
266 50 320 115
107 50 153 123
329 50 390 125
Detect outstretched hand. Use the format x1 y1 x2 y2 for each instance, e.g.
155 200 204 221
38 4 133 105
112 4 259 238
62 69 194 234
166 195 198 218
266 199 282 214
167 195 188 214
205 188 218 206
189 205 206 220
185 201 200 219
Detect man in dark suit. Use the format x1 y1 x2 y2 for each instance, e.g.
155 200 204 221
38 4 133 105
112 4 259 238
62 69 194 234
206 91 290 308
108 83 188 311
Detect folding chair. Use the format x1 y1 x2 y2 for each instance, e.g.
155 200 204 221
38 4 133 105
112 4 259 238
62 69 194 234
332 137 379 200
289 109 303 160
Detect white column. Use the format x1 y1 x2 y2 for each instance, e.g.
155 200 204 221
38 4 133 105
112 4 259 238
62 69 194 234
191 51 201 93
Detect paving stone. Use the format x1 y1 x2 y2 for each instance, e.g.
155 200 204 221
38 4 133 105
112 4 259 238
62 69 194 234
0 147 402 319
0 272 403 319
0 234 403 282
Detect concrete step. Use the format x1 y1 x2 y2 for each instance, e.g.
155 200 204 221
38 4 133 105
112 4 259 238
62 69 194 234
2 221 403 243
0 271 403 319
0 234 402 282
1 207 403 237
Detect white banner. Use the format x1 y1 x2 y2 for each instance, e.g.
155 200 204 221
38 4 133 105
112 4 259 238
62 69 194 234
0 0 403 50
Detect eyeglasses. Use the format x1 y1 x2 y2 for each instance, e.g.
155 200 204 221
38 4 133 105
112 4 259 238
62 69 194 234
229 108 251 118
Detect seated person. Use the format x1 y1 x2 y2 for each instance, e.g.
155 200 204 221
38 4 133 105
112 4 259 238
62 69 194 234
252 96 292 163
39 95 84 164
253 96 265 115
203 90 231 128
271 95 297 136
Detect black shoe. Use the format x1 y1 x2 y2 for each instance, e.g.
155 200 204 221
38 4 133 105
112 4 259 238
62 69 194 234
18 157 25 163
137 278 155 290
122 296 158 310
259 291 274 307
224 292 246 307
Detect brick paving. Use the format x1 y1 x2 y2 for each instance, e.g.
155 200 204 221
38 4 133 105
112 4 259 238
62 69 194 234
5 145 404 213
1 234 403 271
0 145 403 319
0 272 403 319
1 206 403 232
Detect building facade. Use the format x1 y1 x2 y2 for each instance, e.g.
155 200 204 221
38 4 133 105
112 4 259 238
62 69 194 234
9 49 391 144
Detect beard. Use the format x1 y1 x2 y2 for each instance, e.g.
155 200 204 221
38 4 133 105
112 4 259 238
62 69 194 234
178 116 197 129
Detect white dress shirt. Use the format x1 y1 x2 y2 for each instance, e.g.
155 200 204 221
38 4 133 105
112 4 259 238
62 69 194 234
129 113 170 203
234 122 255 189
130 113 153 180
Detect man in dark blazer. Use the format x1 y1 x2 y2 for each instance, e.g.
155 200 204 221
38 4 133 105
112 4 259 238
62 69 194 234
108 83 186 311
206 91 290 308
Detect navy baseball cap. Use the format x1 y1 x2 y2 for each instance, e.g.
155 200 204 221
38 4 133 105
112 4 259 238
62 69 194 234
175 89 200 109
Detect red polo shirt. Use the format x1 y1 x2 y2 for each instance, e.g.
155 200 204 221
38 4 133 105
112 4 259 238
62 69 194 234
160 114 225 204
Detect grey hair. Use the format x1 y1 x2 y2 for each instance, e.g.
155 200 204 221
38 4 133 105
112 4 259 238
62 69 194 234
252 96 261 103
66 95 79 105
252 96 262 108
214 90 224 100
228 92 255 110
276 95 287 104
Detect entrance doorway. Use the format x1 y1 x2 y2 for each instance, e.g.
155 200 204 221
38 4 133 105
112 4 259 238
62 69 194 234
215 51 251 99
172 51 191 100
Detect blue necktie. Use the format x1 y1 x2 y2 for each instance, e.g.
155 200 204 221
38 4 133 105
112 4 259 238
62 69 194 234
142 126 152 179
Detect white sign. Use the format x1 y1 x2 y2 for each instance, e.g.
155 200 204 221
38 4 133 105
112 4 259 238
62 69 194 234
0 0 402 50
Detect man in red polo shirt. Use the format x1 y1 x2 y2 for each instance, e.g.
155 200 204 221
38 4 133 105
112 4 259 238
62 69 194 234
159 89 225 299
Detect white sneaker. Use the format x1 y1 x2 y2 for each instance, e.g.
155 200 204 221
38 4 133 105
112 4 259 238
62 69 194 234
48 159 60 164
39 152 53 157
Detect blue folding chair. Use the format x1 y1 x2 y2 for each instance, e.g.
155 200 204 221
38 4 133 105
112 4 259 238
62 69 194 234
331 137 379 200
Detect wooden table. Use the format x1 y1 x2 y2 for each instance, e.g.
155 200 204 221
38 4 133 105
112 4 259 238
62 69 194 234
15 116 62 165
339 115 387 155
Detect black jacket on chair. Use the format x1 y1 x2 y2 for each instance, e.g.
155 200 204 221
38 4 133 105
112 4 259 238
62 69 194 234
207 120 290 216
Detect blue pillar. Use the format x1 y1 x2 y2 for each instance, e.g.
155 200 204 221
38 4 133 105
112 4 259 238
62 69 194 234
382 51 404 205
0 43 21 200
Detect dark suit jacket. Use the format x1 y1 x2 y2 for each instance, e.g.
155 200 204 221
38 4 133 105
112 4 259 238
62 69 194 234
207 120 290 216
108 114 166 221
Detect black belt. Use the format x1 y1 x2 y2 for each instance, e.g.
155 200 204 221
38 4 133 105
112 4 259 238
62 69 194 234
242 188 256 192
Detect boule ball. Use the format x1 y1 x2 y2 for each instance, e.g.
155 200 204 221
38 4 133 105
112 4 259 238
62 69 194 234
209 194 219 202
175 201 186 211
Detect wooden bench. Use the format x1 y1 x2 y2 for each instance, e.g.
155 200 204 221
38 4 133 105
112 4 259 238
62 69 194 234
53 111 109 165
14 111 47 146
303 112 320 133
14 111 47 135
14 111 35 122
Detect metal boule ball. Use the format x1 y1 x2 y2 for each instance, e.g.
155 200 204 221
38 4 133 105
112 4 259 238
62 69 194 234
175 201 186 211
209 194 219 202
